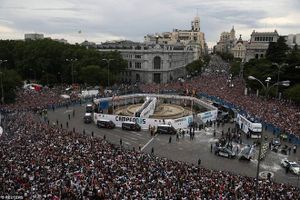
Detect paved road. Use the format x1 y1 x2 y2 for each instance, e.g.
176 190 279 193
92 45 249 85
47 103 300 187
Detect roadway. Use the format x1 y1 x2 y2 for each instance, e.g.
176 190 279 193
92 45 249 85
47 103 300 187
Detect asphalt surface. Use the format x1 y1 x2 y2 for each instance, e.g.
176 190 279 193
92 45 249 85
47 103 300 187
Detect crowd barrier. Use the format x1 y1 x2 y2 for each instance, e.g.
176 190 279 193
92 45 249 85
198 93 300 145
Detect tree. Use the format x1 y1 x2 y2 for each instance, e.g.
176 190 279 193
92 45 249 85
79 65 107 86
1 69 22 103
216 52 234 62
0 39 127 85
230 59 242 76
285 84 300 103
266 36 289 63
186 59 204 75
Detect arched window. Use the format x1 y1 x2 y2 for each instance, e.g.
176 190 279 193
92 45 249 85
153 56 161 69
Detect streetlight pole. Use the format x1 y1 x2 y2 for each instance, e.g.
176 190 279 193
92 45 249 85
102 59 114 87
272 63 288 99
248 75 290 197
66 58 78 84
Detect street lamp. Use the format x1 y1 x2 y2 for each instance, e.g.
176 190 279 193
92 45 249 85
102 58 114 87
248 75 290 197
272 63 288 99
248 76 290 97
66 58 78 84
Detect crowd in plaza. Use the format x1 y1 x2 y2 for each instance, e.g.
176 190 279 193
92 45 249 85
0 86 79 113
140 74 300 138
0 85 300 199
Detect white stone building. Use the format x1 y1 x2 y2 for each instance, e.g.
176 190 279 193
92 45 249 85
97 41 196 84
245 30 279 61
284 33 300 48
214 26 236 53
231 35 248 60
24 33 44 40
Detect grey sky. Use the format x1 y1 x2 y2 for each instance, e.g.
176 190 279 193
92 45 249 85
0 0 299 47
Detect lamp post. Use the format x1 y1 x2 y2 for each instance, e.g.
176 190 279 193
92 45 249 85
272 63 288 99
102 59 114 87
66 58 78 84
248 75 290 197
0 60 7 104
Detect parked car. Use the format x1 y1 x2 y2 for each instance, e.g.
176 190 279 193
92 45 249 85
281 158 300 175
214 146 236 158
122 122 141 131
97 119 115 129
156 124 177 135
83 113 93 124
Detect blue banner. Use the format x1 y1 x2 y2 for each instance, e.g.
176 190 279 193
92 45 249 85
99 101 109 110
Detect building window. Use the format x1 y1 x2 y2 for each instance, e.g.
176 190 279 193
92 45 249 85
135 55 141 59
129 61 132 68
153 56 161 69
135 62 141 69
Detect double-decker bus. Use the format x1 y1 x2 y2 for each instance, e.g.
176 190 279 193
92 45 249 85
236 114 262 138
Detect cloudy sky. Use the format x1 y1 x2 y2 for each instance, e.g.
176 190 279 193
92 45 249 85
0 0 299 47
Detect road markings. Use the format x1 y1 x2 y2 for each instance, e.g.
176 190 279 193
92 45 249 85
141 135 157 151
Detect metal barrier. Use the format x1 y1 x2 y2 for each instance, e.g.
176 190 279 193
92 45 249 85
198 93 300 145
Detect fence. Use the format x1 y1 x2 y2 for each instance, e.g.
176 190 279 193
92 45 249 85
198 93 300 145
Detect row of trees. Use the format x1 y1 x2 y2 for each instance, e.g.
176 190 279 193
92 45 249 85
229 37 300 103
186 54 210 76
0 39 127 103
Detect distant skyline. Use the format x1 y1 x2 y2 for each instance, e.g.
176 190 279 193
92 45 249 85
0 0 300 48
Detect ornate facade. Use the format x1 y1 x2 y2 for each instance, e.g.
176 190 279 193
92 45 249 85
144 16 207 58
231 35 247 60
97 41 195 84
245 30 279 61
214 26 236 53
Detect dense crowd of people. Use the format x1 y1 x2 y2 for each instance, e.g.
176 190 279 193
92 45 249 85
0 84 299 199
140 74 300 138
0 86 79 113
